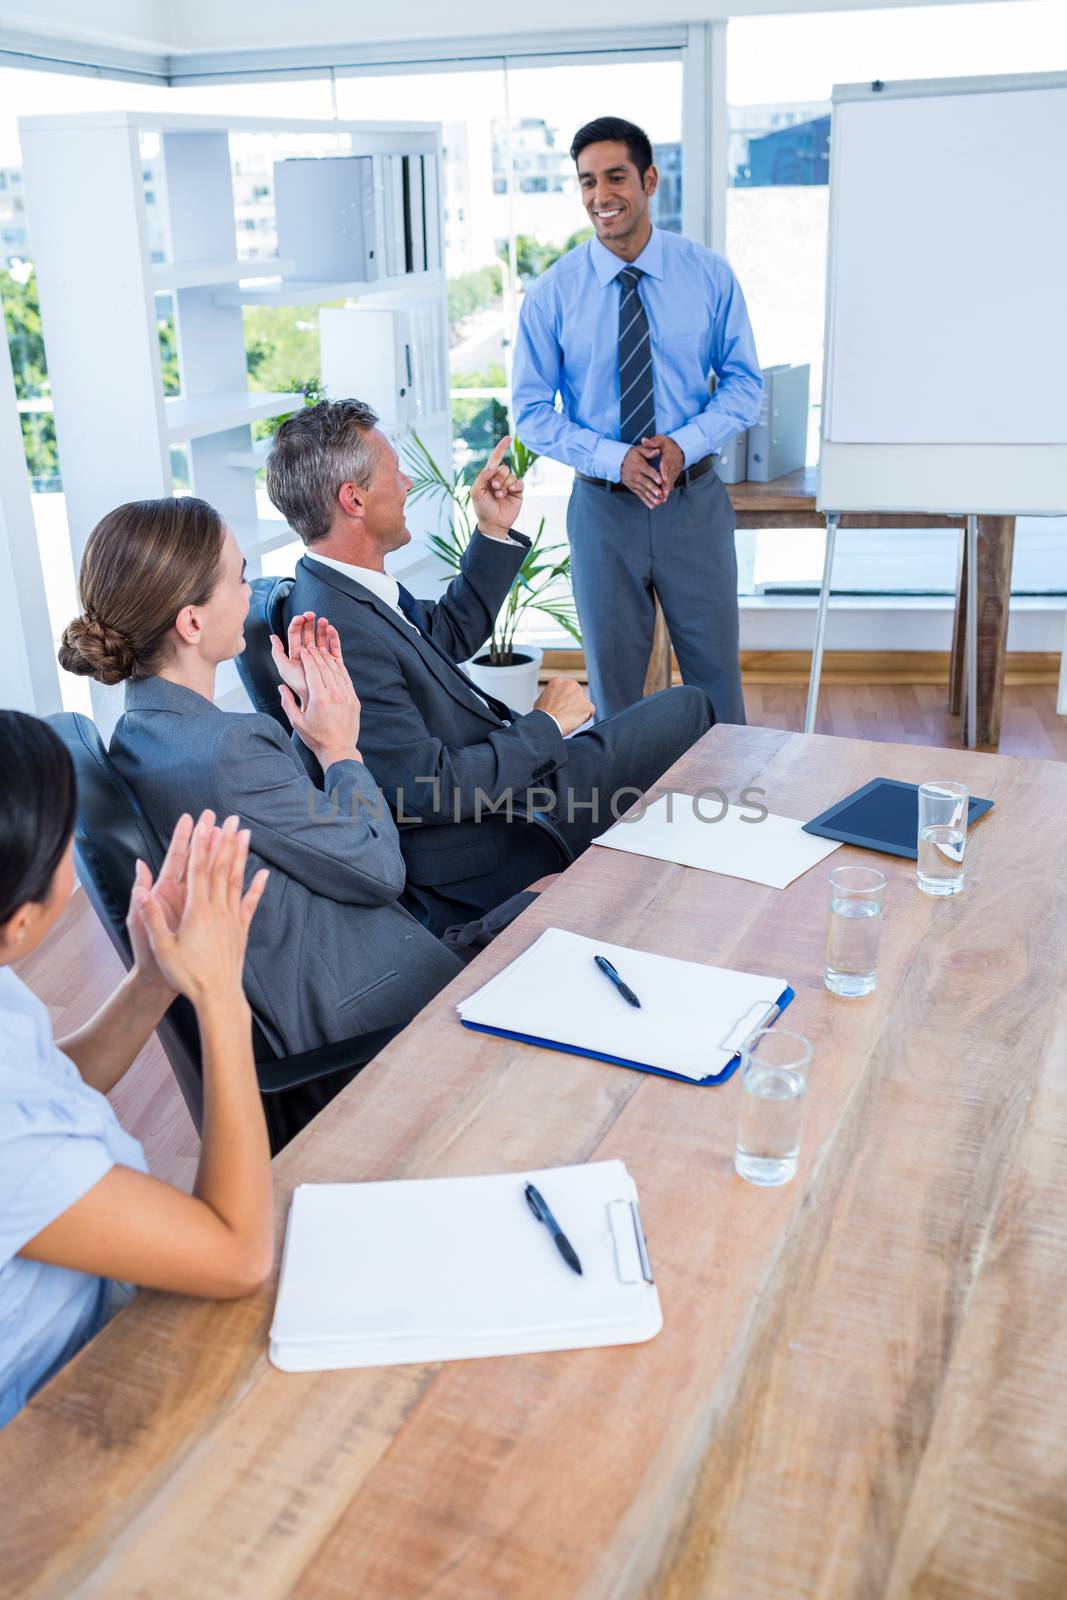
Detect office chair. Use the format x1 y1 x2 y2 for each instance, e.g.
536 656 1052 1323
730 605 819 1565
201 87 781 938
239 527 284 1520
49 712 398 1153
236 576 574 871
235 574 293 731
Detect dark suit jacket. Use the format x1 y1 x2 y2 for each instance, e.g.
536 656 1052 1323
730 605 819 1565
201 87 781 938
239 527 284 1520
286 532 569 925
109 677 462 1057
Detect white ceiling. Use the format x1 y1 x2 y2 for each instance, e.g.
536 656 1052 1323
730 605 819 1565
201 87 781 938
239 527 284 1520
0 0 1008 59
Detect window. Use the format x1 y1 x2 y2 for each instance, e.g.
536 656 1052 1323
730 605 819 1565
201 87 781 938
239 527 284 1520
726 2 1067 598
498 55 684 646
334 54 684 645
0 68 180 709
334 65 511 485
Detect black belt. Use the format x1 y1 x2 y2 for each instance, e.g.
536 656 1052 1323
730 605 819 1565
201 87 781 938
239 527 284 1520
576 455 716 494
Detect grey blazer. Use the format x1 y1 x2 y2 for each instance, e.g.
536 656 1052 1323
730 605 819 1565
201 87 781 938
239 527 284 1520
286 531 568 918
109 677 462 1057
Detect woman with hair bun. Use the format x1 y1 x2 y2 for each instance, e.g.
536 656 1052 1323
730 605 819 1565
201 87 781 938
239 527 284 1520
59 498 517 1138
0 710 273 1427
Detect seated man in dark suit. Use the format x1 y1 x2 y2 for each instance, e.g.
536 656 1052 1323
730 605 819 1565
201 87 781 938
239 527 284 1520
267 398 714 933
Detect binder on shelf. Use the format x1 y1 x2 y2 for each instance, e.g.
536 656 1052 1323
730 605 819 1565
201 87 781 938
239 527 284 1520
406 154 426 273
269 1159 662 1371
409 300 447 416
423 152 442 271
371 154 387 281
274 156 377 283
716 428 748 484
385 154 406 277
400 156 413 273
320 305 414 432
747 362 810 482
457 928 795 1087
359 155 380 281
381 155 395 276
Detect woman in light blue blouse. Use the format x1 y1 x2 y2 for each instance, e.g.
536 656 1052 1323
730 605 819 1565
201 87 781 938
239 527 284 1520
0 711 274 1428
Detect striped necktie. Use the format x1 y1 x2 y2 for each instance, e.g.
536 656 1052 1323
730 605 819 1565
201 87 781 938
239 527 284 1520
395 582 513 723
618 266 656 446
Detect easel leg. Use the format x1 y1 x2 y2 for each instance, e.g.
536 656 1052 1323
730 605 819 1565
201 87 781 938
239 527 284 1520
965 513 978 749
948 524 966 717
974 515 1014 747
805 513 837 735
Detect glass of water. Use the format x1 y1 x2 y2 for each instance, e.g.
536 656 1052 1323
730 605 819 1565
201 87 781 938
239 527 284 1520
824 864 886 997
734 1028 813 1187
917 780 969 896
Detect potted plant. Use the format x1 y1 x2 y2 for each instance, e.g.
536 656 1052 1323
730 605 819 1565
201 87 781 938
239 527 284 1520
403 432 582 714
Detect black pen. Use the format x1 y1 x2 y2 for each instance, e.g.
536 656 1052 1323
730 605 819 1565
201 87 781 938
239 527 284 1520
594 954 642 1009
525 1183 583 1276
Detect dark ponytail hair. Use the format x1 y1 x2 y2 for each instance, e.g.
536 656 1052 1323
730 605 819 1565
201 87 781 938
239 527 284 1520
0 711 77 927
59 497 225 685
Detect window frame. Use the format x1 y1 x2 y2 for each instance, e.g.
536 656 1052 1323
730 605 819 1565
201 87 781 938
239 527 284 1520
3 21 1061 713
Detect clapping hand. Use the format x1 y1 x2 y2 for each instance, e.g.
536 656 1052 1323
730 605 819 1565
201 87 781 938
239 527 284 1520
127 812 195 999
471 436 524 538
269 611 343 701
276 636 363 771
135 813 269 1009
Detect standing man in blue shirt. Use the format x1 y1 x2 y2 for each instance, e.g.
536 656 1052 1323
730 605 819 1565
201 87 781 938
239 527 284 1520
512 115 763 723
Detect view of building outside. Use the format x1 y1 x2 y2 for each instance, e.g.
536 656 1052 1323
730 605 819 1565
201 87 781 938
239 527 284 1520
0 68 184 666
3 6 1062 665
336 56 682 492
726 1 1065 597
492 58 684 645
336 56 685 651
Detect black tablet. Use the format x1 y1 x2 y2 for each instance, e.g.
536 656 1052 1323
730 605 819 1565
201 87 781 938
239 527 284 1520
802 778 993 860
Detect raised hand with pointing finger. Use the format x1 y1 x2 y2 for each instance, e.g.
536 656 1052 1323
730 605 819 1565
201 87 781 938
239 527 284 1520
470 436 525 539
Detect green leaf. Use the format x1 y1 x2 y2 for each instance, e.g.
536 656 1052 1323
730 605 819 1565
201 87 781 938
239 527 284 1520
405 430 580 651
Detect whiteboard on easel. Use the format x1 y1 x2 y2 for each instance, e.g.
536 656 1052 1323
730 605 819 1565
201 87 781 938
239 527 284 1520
818 72 1067 514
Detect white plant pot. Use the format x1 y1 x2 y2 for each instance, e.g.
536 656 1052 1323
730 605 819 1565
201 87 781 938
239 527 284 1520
463 645 543 715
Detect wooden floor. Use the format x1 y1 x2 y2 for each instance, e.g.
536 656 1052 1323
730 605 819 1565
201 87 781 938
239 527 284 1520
745 679 1067 760
19 680 1066 1192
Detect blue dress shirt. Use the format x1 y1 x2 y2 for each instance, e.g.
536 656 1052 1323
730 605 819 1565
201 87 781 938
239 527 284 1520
0 967 146 1427
512 227 763 482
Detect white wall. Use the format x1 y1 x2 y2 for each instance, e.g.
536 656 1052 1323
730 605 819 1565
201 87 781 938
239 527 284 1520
167 0 1011 52
0 0 1004 57
0 1 169 52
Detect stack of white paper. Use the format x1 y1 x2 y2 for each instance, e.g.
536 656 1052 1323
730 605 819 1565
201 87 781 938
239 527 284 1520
457 928 789 1083
593 794 841 889
269 1160 661 1372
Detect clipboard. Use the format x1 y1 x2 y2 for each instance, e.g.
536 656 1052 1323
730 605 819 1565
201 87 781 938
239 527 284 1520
270 1160 663 1371
461 984 794 1086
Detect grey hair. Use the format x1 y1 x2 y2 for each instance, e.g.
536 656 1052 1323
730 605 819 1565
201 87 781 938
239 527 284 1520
265 398 380 545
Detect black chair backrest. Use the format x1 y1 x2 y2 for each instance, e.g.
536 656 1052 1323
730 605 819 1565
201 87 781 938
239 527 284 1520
235 575 294 727
50 713 396 1155
49 712 210 1130
237 575 572 871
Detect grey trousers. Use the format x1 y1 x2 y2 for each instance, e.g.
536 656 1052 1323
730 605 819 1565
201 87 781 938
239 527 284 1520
402 684 714 933
566 467 745 725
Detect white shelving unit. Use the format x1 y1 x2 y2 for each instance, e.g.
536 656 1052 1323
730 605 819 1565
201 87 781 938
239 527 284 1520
214 271 445 309
163 391 302 443
18 109 452 723
150 258 298 291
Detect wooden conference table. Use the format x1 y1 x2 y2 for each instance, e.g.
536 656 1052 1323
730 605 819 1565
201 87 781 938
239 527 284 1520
645 469 1015 748
4 726 1067 1599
